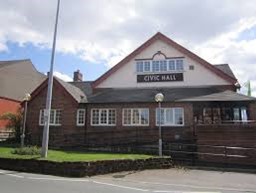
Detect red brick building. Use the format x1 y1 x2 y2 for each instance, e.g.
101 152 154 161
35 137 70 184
0 60 45 130
26 33 256 150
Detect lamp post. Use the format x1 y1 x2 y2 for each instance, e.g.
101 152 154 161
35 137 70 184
21 93 31 148
155 93 164 157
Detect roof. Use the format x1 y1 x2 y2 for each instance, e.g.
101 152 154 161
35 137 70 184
86 87 255 104
214 64 236 79
177 90 255 102
69 81 93 96
56 78 87 103
0 59 46 101
92 32 238 88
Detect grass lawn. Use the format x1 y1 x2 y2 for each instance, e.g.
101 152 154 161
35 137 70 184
0 146 152 162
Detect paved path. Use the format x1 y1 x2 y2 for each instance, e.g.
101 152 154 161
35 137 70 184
0 169 255 193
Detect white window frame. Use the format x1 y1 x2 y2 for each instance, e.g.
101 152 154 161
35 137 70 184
39 109 62 126
76 109 85 126
156 107 184 126
135 59 184 74
122 108 149 126
90 108 116 126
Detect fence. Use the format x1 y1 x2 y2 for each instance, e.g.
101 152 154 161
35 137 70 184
0 131 15 141
161 142 256 169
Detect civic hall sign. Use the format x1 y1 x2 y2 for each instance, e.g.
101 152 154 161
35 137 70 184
137 73 183 83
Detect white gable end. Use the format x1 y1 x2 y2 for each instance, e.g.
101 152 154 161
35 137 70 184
97 39 231 88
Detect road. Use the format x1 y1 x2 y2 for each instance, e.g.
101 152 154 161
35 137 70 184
0 168 255 193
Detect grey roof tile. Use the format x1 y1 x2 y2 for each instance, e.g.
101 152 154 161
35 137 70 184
214 64 236 79
55 78 87 103
177 90 255 102
86 87 255 103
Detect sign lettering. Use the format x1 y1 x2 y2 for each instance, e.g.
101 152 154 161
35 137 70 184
137 73 183 83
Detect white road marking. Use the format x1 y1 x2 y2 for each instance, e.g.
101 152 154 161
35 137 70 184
95 177 255 192
153 191 219 193
5 173 24 178
27 177 90 182
0 170 24 178
92 180 149 192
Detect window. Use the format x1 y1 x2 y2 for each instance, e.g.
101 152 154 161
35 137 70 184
152 61 160 72
160 60 167 71
91 109 116 126
176 60 184 70
156 108 184 126
123 108 149 126
39 109 61 126
136 59 184 73
136 61 144 72
144 61 151 72
194 106 249 124
241 107 248 121
77 109 85 126
233 108 240 120
168 60 175 71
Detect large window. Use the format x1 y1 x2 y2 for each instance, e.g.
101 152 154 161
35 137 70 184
123 108 149 126
156 108 184 126
76 109 85 126
136 59 184 73
194 106 249 124
39 109 61 126
91 109 116 126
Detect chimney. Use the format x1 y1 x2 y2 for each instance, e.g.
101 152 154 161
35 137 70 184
73 70 83 82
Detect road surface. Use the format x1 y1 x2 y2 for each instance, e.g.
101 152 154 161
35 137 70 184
0 168 255 193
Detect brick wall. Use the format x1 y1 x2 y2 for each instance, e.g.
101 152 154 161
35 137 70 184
248 102 256 121
26 80 85 147
26 79 195 148
0 157 172 177
85 102 194 146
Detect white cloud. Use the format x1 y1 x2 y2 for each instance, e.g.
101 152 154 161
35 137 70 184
0 0 255 95
53 71 72 82
190 17 256 96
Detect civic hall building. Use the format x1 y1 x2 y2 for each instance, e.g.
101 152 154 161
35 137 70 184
26 32 256 150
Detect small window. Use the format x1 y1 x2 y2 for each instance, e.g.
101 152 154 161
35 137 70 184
144 61 151 72
136 61 144 72
176 60 184 70
160 60 167 71
77 109 85 126
233 108 240 121
241 107 248 121
152 61 160 72
92 109 100 125
189 65 194 70
168 60 175 71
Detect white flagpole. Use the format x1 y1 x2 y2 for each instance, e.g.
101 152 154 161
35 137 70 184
41 0 61 158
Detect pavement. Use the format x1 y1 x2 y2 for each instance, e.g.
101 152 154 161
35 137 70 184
0 168 255 193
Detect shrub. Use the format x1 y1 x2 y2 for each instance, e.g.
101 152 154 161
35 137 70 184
11 146 41 155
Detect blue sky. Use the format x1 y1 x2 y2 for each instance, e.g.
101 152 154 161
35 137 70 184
0 42 107 81
0 0 255 95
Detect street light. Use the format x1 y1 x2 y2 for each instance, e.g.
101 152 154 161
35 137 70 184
21 93 31 148
155 93 164 157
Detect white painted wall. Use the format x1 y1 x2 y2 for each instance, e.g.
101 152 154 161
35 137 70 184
97 39 231 88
